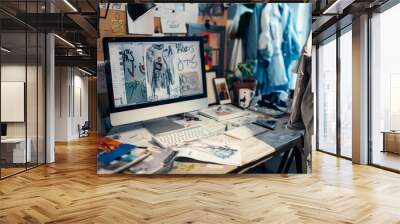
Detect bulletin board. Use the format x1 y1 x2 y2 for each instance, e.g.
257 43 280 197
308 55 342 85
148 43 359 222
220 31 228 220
97 3 228 63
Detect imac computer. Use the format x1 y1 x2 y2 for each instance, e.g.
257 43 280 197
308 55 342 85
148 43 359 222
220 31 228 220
1 123 7 139
103 36 208 126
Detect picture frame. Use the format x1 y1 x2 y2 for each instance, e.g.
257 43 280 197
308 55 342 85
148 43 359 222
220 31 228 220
214 77 231 105
187 23 225 77
206 71 217 105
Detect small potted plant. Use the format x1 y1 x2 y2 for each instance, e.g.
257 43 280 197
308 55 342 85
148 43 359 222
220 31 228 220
227 63 257 105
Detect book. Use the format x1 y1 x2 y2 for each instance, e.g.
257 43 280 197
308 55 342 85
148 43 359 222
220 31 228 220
199 105 246 121
224 123 268 140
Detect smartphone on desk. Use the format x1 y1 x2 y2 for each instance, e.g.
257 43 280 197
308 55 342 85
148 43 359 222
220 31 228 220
253 119 277 130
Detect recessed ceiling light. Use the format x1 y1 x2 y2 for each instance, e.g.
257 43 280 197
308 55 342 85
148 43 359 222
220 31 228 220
63 0 78 12
54 34 75 48
78 67 93 76
1 47 11 53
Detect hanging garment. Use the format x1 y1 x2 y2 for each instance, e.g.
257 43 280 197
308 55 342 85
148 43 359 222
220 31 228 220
229 39 244 72
227 5 253 74
301 79 313 162
288 33 312 129
244 3 265 73
282 6 302 91
288 55 311 130
256 3 301 94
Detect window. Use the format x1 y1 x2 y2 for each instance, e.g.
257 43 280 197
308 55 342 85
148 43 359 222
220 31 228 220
317 36 337 155
339 28 352 158
0 0 47 179
370 3 400 171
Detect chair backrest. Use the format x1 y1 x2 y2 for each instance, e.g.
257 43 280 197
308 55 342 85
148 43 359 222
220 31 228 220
82 121 90 129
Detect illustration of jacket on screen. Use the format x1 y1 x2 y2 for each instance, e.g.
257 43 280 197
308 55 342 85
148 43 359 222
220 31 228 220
256 3 301 94
146 44 175 97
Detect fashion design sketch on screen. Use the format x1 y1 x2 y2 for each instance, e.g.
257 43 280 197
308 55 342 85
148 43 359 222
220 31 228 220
119 45 147 105
145 44 180 101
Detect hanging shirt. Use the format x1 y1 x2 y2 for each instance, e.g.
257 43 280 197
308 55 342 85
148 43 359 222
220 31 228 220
244 3 265 71
227 5 253 74
256 3 301 94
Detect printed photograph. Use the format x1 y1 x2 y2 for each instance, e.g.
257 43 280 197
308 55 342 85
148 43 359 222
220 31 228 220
214 78 231 103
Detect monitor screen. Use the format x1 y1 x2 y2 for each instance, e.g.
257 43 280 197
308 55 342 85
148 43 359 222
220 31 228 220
105 37 206 110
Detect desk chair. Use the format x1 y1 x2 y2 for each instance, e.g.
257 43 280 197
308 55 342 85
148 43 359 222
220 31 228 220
78 121 90 138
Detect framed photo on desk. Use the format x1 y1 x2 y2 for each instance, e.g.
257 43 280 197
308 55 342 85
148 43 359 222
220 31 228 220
214 77 231 105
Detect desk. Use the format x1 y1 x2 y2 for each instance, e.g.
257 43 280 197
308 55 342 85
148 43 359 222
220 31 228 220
1 138 31 164
105 107 305 174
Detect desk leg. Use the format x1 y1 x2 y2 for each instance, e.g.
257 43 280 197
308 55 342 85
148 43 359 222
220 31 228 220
278 151 290 173
281 146 304 174
283 149 295 173
293 145 303 174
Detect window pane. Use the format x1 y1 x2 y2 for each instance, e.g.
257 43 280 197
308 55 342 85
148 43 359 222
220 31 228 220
318 37 337 154
1 31 28 177
371 3 400 171
340 29 352 158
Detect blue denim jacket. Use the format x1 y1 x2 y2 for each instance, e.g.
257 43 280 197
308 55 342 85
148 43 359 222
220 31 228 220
254 3 301 94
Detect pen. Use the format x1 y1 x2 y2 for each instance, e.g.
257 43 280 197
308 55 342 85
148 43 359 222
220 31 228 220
135 145 148 149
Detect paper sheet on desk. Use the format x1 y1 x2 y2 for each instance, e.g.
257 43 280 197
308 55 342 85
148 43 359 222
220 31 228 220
173 138 241 166
108 127 154 147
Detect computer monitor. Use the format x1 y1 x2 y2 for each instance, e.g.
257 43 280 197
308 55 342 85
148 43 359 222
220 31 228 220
1 123 7 137
103 36 208 126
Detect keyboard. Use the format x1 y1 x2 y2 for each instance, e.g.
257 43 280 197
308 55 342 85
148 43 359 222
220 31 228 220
152 125 213 148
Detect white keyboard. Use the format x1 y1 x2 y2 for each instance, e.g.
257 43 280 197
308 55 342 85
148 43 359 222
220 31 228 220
152 125 213 148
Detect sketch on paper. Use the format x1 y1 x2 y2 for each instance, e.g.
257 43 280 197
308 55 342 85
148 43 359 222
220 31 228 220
173 139 241 166
179 72 202 96
119 47 147 104
145 44 180 101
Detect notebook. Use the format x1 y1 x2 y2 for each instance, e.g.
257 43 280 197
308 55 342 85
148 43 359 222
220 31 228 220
224 123 268 140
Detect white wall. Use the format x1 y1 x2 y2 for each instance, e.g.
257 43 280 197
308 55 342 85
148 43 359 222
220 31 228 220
54 67 89 141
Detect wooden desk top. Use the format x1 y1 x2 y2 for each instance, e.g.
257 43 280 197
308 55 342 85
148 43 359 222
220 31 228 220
106 108 304 174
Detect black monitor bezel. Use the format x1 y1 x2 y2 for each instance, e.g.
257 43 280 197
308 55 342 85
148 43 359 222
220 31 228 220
103 36 208 113
1 123 7 136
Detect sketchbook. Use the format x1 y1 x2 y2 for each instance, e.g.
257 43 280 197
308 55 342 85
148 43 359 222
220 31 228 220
172 139 241 166
199 105 246 121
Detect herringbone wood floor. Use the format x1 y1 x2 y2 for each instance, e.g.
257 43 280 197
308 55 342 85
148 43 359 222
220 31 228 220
1 136 400 224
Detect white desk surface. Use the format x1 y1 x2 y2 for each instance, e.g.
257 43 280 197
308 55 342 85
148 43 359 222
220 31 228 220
106 107 303 174
1 138 27 144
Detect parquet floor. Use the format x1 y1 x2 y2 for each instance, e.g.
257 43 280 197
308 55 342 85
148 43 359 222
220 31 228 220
1 136 400 224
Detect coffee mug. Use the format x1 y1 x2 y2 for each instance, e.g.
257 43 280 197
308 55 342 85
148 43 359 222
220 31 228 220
239 88 255 109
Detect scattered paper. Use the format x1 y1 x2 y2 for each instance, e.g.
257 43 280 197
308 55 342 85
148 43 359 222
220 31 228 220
173 139 241 166
127 8 154 35
160 12 187 33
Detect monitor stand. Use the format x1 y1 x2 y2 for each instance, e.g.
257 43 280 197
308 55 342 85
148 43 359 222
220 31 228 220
143 118 184 136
